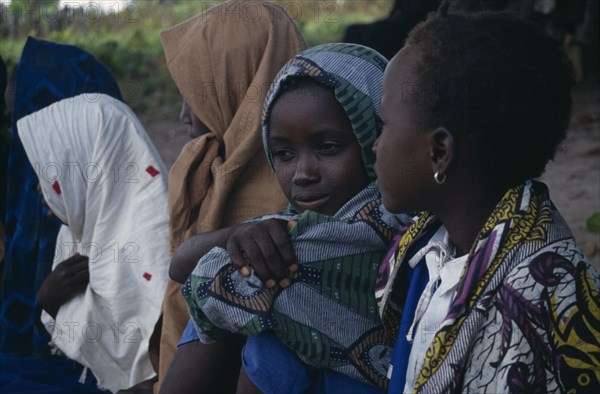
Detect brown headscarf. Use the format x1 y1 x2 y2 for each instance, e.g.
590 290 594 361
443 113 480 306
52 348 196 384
153 2 306 390
162 0 307 251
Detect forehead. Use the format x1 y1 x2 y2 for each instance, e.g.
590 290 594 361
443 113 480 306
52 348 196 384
269 82 342 125
268 83 353 139
274 80 338 106
388 49 416 84
383 49 420 108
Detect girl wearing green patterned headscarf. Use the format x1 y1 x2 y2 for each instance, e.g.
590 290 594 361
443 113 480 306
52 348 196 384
258 43 387 219
262 43 387 183
172 44 408 393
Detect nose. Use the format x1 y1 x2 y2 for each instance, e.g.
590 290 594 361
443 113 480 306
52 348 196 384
292 154 320 186
180 101 191 126
372 136 380 154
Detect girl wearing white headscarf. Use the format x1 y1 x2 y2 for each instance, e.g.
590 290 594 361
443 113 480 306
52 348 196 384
18 93 170 393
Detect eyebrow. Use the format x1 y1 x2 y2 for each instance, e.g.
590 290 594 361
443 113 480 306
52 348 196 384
270 128 353 142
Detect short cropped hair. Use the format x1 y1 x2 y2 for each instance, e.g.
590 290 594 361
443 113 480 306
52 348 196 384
404 10 574 187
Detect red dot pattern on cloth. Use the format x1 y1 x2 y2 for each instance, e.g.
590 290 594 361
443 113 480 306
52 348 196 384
145 165 159 177
143 272 152 281
52 180 61 195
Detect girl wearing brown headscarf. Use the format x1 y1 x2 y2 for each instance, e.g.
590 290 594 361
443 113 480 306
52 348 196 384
153 1 306 392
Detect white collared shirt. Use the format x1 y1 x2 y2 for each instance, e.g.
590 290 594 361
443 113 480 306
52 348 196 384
403 227 468 393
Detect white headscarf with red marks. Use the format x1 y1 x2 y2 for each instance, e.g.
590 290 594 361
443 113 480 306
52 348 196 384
18 93 169 393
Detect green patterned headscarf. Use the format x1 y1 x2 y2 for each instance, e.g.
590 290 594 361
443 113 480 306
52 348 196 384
261 43 388 181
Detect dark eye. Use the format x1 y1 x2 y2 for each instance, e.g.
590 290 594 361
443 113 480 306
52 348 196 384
318 142 342 154
271 149 295 162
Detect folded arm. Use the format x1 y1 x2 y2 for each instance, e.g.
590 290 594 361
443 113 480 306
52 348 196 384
170 218 296 285
37 253 89 319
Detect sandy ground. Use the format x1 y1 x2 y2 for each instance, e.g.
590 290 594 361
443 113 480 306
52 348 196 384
142 86 600 269
541 86 600 268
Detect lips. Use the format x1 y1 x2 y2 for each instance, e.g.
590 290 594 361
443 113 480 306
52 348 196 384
293 193 331 212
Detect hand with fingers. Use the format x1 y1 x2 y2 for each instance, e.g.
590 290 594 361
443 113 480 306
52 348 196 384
226 218 298 289
37 253 90 319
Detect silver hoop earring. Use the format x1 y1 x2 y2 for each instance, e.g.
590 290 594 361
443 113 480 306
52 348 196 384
434 171 446 185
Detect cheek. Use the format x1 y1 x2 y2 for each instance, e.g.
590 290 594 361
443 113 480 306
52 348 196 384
318 159 336 182
377 165 411 213
379 157 432 213
274 164 294 199
329 153 370 194
374 140 408 210
374 140 394 183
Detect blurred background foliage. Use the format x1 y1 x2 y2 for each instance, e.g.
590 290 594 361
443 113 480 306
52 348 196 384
1 0 393 119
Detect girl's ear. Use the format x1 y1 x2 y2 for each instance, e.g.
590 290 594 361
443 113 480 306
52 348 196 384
429 127 454 177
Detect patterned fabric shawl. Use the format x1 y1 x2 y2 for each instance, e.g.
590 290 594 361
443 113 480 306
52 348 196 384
379 181 600 393
183 44 411 389
1 37 122 356
184 186 407 389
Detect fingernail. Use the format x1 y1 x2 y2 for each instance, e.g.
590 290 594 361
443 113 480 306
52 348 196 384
240 267 250 277
279 278 290 288
265 279 276 288
288 264 299 272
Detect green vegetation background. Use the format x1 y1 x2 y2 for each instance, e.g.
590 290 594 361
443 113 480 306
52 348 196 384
1 0 392 119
